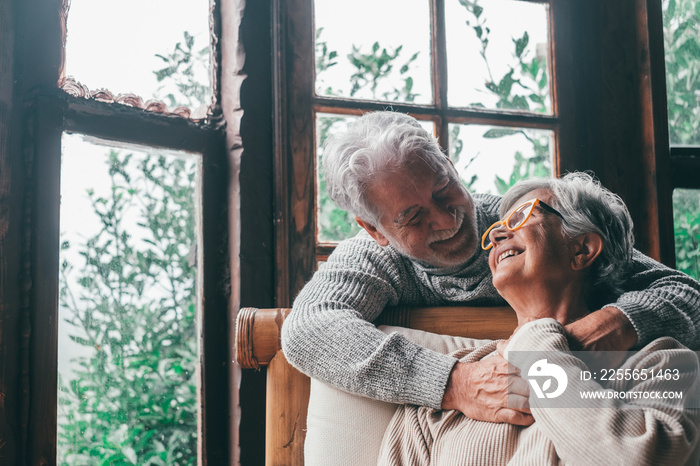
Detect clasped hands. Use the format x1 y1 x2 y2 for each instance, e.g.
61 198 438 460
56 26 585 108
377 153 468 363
440 307 637 426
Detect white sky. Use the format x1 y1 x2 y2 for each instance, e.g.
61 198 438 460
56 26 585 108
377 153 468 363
64 0 210 101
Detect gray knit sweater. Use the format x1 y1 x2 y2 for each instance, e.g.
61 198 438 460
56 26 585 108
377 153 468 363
281 194 700 409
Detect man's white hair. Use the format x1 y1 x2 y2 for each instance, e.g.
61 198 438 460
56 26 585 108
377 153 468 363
322 111 452 226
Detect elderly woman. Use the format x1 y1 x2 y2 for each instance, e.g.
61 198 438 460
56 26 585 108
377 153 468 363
378 172 700 465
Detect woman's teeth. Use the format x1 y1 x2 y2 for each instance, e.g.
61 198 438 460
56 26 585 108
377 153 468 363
498 249 520 263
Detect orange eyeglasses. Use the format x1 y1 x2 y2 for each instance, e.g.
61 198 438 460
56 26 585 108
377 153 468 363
481 198 565 250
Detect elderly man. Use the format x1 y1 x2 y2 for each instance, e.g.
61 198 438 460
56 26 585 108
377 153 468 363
281 111 700 425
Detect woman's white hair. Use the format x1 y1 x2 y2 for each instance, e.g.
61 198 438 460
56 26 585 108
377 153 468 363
501 172 635 297
322 111 452 226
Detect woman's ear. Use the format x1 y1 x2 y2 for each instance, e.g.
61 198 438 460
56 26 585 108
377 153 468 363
571 232 603 271
355 217 390 246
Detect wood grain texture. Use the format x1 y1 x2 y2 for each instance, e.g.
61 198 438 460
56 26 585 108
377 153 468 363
0 0 19 462
266 352 310 466
236 306 516 368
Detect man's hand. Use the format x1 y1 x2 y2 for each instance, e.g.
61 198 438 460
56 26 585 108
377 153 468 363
565 306 638 370
441 356 533 426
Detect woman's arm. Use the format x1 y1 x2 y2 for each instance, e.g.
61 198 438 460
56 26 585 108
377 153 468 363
505 319 700 466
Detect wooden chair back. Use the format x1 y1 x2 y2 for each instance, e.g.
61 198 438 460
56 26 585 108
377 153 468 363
235 306 517 465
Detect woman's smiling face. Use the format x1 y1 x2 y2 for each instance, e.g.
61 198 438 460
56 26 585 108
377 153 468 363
487 189 573 296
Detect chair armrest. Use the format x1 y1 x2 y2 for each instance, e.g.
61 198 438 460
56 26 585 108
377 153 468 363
236 307 290 369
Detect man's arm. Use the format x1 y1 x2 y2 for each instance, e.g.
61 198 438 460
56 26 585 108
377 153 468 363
281 232 457 408
441 357 533 426
569 250 700 353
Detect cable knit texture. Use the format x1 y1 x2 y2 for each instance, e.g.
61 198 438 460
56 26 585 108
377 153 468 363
378 320 700 465
281 194 700 408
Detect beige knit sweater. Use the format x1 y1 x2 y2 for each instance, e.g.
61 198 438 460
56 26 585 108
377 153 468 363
378 319 700 465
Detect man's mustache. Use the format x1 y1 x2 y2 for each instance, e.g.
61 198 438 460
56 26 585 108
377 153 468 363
427 208 465 245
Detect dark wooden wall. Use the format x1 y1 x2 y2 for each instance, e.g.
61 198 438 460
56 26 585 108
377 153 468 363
0 0 21 463
556 0 669 260
236 1 275 465
1 0 66 463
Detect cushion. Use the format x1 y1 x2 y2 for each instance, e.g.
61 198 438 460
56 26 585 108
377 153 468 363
304 326 492 466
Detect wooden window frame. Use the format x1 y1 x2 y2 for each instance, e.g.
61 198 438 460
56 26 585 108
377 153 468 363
645 0 700 266
273 0 584 305
2 0 236 463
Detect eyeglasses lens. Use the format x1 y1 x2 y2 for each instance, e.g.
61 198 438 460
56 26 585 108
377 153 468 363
506 202 533 229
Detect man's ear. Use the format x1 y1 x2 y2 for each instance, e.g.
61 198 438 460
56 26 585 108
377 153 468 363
571 232 603 271
355 217 390 247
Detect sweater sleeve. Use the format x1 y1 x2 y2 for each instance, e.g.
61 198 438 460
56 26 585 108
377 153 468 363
610 249 700 348
505 319 700 466
281 233 457 409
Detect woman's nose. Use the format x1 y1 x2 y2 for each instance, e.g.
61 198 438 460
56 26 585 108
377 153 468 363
489 224 512 245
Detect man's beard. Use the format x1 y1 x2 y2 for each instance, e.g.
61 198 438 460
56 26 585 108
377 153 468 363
427 208 465 245
389 207 474 267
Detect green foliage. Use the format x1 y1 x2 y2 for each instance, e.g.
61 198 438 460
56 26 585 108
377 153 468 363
663 0 700 279
58 32 204 464
317 117 361 243
486 129 550 195
315 27 339 96
154 31 210 110
58 150 199 465
457 0 551 193
315 29 420 102
673 189 700 280
347 42 420 102
663 0 700 145
449 125 479 192
460 0 549 113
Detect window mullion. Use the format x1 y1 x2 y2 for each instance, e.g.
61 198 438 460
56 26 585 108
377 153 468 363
431 0 449 151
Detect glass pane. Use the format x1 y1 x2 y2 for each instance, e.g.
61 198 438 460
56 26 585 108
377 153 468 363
317 114 361 242
445 0 551 113
57 134 200 464
64 0 211 117
662 0 700 145
316 114 435 243
673 188 700 280
449 124 554 194
314 0 432 104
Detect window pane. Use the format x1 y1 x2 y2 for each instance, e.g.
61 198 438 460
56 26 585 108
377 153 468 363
449 124 554 194
445 0 551 114
314 0 432 104
64 0 211 117
316 114 361 243
662 0 700 145
673 188 700 281
57 134 201 464
315 114 435 243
